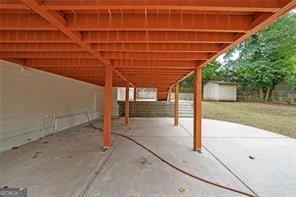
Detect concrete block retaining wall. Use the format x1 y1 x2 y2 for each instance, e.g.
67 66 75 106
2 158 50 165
118 101 174 117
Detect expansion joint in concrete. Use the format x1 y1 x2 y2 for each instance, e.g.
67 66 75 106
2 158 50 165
78 138 122 197
202 145 259 197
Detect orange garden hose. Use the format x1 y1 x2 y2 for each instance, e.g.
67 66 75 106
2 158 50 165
90 124 257 197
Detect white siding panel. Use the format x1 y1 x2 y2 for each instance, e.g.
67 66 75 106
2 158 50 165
203 82 219 101
117 87 134 101
218 85 237 101
0 60 118 153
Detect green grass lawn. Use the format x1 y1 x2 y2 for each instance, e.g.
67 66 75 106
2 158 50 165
202 102 296 138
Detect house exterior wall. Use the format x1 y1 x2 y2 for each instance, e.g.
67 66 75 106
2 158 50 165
218 84 237 101
0 60 118 153
117 87 134 101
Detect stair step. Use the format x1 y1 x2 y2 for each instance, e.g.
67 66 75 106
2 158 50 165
179 102 193 116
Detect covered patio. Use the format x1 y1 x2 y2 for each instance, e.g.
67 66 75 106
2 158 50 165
0 0 295 152
1 1 296 196
1 118 295 196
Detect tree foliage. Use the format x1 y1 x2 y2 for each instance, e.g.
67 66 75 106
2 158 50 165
179 61 222 90
223 12 296 101
180 12 296 102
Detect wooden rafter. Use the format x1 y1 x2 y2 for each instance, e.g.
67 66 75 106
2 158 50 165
0 0 294 100
20 0 134 87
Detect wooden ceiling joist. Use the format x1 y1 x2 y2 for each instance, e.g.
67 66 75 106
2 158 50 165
20 0 134 87
0 43 220 52
0 31 238 44
0 0 294 100
1 13 252 32
0 0 286 12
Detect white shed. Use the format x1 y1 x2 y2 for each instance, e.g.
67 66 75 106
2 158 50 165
203 81 237 101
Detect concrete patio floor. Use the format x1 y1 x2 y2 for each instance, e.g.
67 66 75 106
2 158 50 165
0 118 295 197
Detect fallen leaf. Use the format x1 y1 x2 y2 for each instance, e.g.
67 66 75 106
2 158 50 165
178 186 185 193
32 152 42 159
249 155 255 160
137 156 152 169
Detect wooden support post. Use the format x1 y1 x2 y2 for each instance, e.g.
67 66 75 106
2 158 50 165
125 83 129 124
168 88 172 101
193 67 202 151
174 83 179 126
134 87 137 101
103 66 113 147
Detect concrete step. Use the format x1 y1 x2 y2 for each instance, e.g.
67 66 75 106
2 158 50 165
179 111 193 113
179 101 193 117
179 115 193 117
179 114 193 116
180 107 193 109
179 107 193 110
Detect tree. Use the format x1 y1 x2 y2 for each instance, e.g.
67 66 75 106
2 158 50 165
202 61 221 84
180 12 296 101
179 60 222 90
222 12 296 102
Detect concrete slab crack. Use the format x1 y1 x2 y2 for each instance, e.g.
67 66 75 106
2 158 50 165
179 122 259 197
202 145 259 197
78 138 122 197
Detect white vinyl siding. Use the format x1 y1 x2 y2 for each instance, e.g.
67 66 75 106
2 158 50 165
0 60 118 152
203 82 236 101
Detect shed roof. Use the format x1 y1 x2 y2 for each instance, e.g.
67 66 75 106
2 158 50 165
0 0 295 100
207 81 238 86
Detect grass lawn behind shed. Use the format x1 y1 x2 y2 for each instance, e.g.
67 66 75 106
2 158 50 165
202 102 296 138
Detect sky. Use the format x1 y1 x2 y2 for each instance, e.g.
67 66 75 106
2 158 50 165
217 51 239 64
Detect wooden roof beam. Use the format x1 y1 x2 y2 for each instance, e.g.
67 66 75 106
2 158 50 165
67 14 252 32
20 0 109 65
0 51 94 59
170 0 296 91
0 31 72 43
0 43 221 52
25 59 102 68
93 43 220 52
199 0 296 68
103 52 211 60
1 51 212 60
116 69 193 72
120 73 190 76
113 60 198 67
0 31 239 44
0 0 286 12
0 13 252 33
20 0 134 87
25 59 198 69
